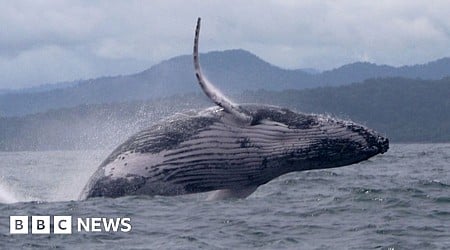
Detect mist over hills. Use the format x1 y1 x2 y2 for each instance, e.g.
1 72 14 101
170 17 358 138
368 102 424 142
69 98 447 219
1 77 449 151
1 49 449 117
3 81 81 95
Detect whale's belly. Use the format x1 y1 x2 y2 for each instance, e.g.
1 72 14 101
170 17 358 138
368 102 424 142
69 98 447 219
82 121 294 198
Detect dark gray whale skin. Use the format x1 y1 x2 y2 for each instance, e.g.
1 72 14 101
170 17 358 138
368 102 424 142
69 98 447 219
79 18 388 200
80 105 388 199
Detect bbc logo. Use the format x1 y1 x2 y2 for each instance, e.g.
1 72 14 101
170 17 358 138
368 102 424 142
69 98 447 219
10 216 72 234
10 216 132 234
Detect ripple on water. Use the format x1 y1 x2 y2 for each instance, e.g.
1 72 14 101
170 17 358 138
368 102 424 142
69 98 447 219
0 145 449 249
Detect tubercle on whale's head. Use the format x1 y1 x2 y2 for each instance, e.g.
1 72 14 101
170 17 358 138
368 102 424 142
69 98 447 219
292 114 389 171
240 105 389 172
345 122 389 155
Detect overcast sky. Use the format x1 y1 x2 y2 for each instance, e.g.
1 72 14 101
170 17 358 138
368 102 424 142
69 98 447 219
1 0 449 89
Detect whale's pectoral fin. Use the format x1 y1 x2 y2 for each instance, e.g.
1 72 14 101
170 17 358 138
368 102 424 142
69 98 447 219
193 18 252 124
206 186 258 201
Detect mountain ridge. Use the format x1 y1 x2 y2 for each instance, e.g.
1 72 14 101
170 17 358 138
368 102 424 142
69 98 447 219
1 49 449 117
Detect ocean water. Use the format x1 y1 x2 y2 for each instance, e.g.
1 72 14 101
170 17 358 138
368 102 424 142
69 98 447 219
0 144 448 249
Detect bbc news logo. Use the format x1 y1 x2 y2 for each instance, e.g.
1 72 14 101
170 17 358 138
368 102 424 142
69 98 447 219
10 216 131 234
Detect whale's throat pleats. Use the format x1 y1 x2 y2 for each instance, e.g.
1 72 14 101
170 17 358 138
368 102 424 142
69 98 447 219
193 17 252 124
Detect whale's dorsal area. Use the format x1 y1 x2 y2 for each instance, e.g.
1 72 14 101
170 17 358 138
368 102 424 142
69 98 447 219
193 18 252 124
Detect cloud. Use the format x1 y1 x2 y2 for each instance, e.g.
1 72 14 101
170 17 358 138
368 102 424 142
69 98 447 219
0 0 449 89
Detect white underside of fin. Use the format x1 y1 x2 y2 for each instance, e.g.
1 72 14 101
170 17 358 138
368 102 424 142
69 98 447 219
206 186 258 201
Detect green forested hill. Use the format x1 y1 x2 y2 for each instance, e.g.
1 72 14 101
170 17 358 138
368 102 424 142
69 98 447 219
243 77 450 142
1 77 449 151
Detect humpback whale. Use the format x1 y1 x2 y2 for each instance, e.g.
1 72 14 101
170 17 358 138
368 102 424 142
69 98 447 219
80 18 389 200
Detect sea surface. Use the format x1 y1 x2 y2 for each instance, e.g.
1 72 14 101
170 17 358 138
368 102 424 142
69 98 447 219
0 144 449 249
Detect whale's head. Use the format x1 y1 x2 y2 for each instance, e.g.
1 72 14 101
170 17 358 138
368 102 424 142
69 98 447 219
236 105 389 175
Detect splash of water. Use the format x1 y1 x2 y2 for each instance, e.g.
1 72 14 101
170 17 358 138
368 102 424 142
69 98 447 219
0 181 19 204
0 102 197 203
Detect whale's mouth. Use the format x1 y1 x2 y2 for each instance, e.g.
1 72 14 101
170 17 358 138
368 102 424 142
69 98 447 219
377 136 389 154
362 135 389 157
362 136 389 158
346 123 389 155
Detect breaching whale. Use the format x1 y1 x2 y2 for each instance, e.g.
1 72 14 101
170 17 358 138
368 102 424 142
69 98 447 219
79 18 389 200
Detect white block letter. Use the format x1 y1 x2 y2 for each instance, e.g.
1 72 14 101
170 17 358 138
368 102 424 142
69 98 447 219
54 216 72 234
10 216 28 234
32 216 50 234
